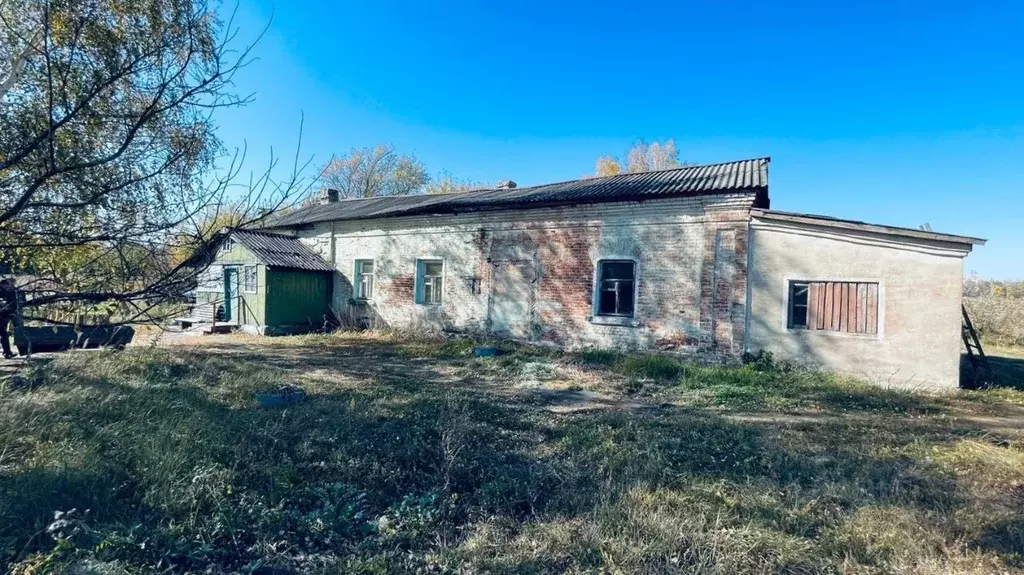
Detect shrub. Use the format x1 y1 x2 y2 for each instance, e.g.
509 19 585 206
965 295 1024 347
614 354 684 381
578 348 619 367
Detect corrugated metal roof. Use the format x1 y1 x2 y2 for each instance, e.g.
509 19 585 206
227 229 334 271
268 157 769 227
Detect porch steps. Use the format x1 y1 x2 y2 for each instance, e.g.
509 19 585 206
199 322 239 335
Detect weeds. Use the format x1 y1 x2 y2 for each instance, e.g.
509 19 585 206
1 336 1022 573
965 295 1024 347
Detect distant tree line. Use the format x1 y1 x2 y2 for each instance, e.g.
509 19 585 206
314 139 687 202
316 145 480 200
964 273 1024 299
963 273 1024 347
594 139 682 177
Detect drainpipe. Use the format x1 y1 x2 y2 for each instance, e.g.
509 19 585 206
743 217 754 355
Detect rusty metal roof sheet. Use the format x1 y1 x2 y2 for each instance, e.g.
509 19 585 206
267 157 770 227
227 229 334 271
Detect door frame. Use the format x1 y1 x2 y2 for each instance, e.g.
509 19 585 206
222 266 239 322
487 258 537 338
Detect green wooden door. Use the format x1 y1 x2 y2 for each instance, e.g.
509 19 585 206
223 268 238 321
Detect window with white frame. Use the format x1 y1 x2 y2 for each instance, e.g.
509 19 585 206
243 265 257 293
416 260 444 305
595 260 636 317
355 259 374 300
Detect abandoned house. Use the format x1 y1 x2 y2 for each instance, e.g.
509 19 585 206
193 229 334 334
244 157 982 390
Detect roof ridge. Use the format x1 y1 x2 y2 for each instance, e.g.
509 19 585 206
300 157 772 206
454 156 772 196
265 156 770 228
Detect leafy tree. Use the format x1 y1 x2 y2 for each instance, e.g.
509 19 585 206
595 156 622 177
594 139 681 176
424 170 480 195
320 145 428 199
0 0 312 326
168 201 250 266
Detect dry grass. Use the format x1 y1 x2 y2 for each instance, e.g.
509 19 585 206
965 295 1024 347
1 333 1023 573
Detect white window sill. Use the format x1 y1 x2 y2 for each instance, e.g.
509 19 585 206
589 315 641 328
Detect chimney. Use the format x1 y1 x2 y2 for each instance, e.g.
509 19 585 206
320 188 340 204
495 180 517 190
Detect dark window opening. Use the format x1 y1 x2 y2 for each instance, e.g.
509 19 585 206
596 260 636 317
789 282 809 328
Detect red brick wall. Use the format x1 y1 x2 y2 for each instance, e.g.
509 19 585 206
306 196 754 362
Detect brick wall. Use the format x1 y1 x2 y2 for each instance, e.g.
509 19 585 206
295 194 756 360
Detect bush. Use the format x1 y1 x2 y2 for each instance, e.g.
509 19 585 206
614 354 684 381
965 295 1024 347
577 349 686 381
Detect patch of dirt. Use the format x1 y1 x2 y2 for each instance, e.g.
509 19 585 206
528 389 663 413
129 333 1024 439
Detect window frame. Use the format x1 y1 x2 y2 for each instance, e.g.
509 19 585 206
242 265 258 294
415 259 444 306
354 259 375 301
786 279 882 336
787 281 810 329
593 259 638 318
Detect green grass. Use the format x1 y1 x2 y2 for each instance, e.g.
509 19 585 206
1 335 1022 573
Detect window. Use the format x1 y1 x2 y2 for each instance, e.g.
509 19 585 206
198 265 222 292
596 260 636 317
789 281 879 334
790 282 809 328
243 265 257 293
355 260 374 300
416 260 444 305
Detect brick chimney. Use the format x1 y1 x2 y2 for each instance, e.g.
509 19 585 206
320 188 340 204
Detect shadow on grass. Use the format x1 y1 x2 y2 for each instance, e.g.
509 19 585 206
0 341 1020 572
962 352 1024 391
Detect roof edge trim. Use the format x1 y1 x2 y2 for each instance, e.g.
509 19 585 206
751 209 986 246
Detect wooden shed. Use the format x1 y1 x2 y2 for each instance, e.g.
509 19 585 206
193 229 335 334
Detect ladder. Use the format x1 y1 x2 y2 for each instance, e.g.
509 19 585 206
961 304 993 388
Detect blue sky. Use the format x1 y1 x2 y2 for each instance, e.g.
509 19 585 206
215 1 1024 278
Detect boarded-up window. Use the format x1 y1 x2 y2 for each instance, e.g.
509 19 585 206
789 281 879 334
